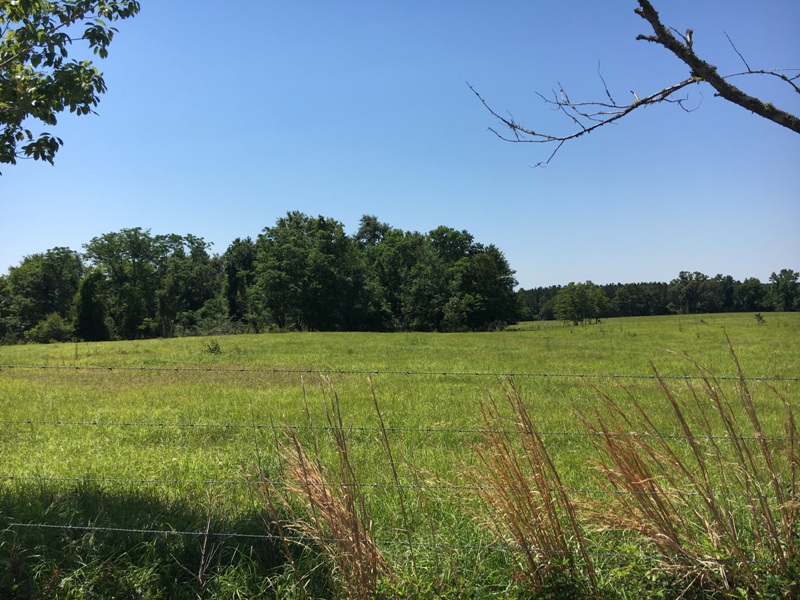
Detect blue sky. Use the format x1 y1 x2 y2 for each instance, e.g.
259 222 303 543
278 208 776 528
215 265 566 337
2 1 798 289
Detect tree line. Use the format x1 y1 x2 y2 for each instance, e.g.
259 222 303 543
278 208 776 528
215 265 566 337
2 213 797 343
0 213 521 343
519 269 800 325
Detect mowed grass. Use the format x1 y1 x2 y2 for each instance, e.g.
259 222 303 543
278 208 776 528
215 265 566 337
1 312 798 598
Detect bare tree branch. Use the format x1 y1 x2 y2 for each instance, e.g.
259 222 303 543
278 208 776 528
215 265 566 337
633 0 800 133
470 77 697 166
473 0 799 166
722 32 800 95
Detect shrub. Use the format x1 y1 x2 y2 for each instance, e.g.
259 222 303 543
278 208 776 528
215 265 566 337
23 313 74 343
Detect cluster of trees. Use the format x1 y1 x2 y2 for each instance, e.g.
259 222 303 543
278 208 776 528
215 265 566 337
519 269 800 324
0 213 521 343
3 214 796 344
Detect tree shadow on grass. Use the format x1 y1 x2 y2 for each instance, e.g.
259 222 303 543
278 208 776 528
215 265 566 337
0 481 292 599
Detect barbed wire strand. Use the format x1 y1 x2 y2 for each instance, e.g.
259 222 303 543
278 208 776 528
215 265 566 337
7 522 767 566
3 474 798 501
1 363 797 381
1 418 795 442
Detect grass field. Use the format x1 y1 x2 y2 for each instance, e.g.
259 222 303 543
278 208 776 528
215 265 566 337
1 313 798 598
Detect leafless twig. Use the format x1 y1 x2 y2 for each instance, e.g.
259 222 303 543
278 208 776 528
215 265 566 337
469 77 697 167
472 0 800 166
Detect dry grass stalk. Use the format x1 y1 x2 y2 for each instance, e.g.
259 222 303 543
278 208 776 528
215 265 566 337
584 339 799 594
260 377 391 600
471 378 595 590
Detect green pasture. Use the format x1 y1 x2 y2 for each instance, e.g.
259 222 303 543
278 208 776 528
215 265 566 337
1 313 798 598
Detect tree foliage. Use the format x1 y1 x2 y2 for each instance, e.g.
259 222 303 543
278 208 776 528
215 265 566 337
222 237 256 325
554 281 608 325
82 228 219 339
2 215 795 342
0 0 140 168
0 214 521 342
254 212 362 331
83 227 163 339
0 246 83 338
519 270 797 324
73 267 108 341
769 268 800 312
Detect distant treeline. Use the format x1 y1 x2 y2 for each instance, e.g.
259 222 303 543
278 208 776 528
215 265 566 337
2 213 797 343
519 270 800 324
0 213 520 343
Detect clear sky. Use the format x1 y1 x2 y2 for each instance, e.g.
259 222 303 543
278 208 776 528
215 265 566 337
2 1 798 289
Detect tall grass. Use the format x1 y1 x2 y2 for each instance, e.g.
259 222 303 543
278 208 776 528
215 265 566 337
470 378 595 593
583 338 799 595
255 345 798 596
259 377 391 599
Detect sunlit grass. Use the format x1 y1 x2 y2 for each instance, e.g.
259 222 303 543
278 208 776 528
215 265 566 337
1 314 796 508
0 312 797 597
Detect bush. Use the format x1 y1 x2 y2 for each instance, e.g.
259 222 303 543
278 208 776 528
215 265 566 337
23 313 74 344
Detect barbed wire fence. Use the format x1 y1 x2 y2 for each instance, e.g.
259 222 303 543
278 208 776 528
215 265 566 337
3 362 800 380
1 362 797 566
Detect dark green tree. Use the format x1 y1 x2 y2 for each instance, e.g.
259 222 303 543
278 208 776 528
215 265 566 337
1 246 84 338
1 216 524 339
358 226 430 331
155 234 221 336
443 244 519 331
713 275 737 313
355 215 390 248
769 269 799 312
222 237 256 325
517 285 561 321
639 282 669 316
255 212 362 331
401 238 449 331
668 271 709 314
73 268 108 341
83 228 164 339
735 277 768 312
364 225 520 331
691 274 736 314
0 274 12 341
429 226 474 265
409 226 478 331
23 312 74 343
1 0 139 168
352 215 401 330
612 283 650 317
555 283 587 325
555 281 607 325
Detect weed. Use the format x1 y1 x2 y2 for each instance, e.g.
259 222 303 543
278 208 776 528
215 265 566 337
203 339 222 354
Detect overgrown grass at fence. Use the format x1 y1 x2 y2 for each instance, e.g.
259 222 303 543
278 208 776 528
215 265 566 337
0 313 798 597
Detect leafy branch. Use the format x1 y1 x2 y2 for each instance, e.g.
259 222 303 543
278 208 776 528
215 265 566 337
0 1 140 168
